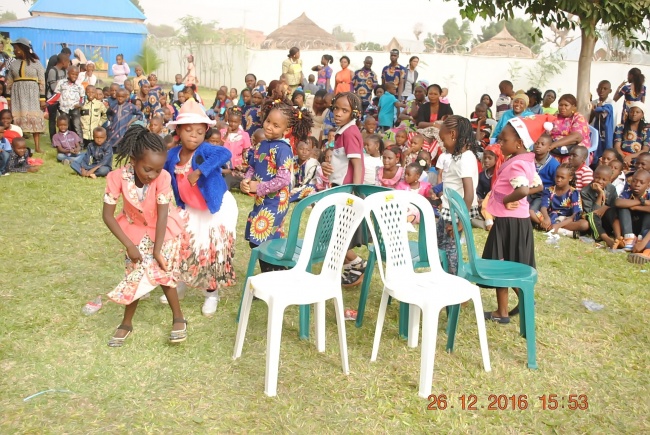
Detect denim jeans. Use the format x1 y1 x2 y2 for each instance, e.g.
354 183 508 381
0 150 9 174
57 152 80 162
618 208 650 236
59 108 82 138
70 154 110 177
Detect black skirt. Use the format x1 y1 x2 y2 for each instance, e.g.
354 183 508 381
482 217 536 269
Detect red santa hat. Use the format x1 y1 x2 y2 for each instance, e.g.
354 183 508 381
507 114 556 150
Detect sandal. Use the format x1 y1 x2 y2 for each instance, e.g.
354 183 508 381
169 318 187 343
484 312 510 324
108 324 133 347
341 260 366 288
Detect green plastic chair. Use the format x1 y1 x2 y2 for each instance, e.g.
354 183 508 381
357 197 449 339
236 185 354 339
445 188 538 369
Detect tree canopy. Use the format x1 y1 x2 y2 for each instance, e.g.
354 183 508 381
448 0 650 113
147 23 177 39
332 26 355 43
0 10 17 23
129 0 145 14
424 18 472 53
355 42 383 51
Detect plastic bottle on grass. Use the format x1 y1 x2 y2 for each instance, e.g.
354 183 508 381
82 296 102 315
582 299 604 312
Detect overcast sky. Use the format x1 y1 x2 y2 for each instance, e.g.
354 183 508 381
3 0 507 43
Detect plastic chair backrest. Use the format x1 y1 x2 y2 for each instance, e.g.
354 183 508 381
588 125 599 153
281 185 353 262
364 191 443 285
294 192 365 282
445 188 482 277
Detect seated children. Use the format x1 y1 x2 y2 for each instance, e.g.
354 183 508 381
531 164 583 236
148 116 165 138
530 132 560 212
616 169 650 250
573 165 620 248
396 161 432 223
416 150 437 185
53 115 82 164
608 155 627 195
315 147 333 191
567 145 593 190
289 141 319 202
208 89 231 120
613 102 649 169
361 115 378 139
80 85 108 147
243 90 263 137
304 74 319 94
404 133 424 166
6 137 38 173
70 127 113 178
471 102 494 148
363 134 383 185
376 146 404 187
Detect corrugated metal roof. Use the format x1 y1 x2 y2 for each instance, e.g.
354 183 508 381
0 16 147 35
29 0 146 21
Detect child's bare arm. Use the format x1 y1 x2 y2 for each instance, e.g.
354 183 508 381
102 203 142 262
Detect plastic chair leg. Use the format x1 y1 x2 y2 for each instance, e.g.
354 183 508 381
471 291 492 373
333 293 350 375
299 305 310 340
418 306 439 398
237 249 259 323
356 248 376 329
445 304 461 352
408 304 420 348
315 301 326 352
233 279 254 359
519 283 538 369
438 249 449 272
264 300 285 397
370 290 390 362
399 302 410 340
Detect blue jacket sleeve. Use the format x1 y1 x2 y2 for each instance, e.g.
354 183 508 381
99 146 114 167
194 143 232 177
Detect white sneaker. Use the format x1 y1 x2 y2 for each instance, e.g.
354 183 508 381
160 282 186 304
202 293 219 317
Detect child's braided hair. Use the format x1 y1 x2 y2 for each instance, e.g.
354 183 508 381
442 115 481 161
115 124 166 167
331 91 363 120
260 97 314 142
558 162 577 188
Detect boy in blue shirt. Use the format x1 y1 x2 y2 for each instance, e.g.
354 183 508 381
170 74 185 102
377 83 405 132
529 132 559 213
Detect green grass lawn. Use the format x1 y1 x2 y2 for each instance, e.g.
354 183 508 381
1 136 648 433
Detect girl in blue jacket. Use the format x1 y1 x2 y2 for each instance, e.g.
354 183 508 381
162 100 238 317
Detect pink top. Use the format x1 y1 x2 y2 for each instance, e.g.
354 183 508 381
486 152 541 218
175 162 208 211
550 112 590 149
221 126 251 168
376 166 404 188
111 63 130 86
396 180 432 196
104 166 184 244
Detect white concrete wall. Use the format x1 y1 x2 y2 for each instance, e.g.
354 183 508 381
154 46 647 118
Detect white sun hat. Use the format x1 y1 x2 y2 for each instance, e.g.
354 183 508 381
167 99 216 128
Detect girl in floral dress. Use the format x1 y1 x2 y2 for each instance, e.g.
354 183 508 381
241 100 313 272
161 100 237 317
103 125 186 347
375 146 404 187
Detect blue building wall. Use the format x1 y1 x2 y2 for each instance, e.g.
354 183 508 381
0 27 146 76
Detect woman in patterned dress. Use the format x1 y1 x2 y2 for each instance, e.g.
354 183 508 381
5 38 45 153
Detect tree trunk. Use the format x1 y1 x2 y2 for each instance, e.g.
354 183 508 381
577 26 597 116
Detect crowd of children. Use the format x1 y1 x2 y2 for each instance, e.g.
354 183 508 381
2 47 648 342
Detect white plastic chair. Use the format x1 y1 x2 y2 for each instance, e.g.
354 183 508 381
364 190 491 398
233 192 365 397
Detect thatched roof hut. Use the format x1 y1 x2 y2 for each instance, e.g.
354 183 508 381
262 13 339 50
470 27 534 58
